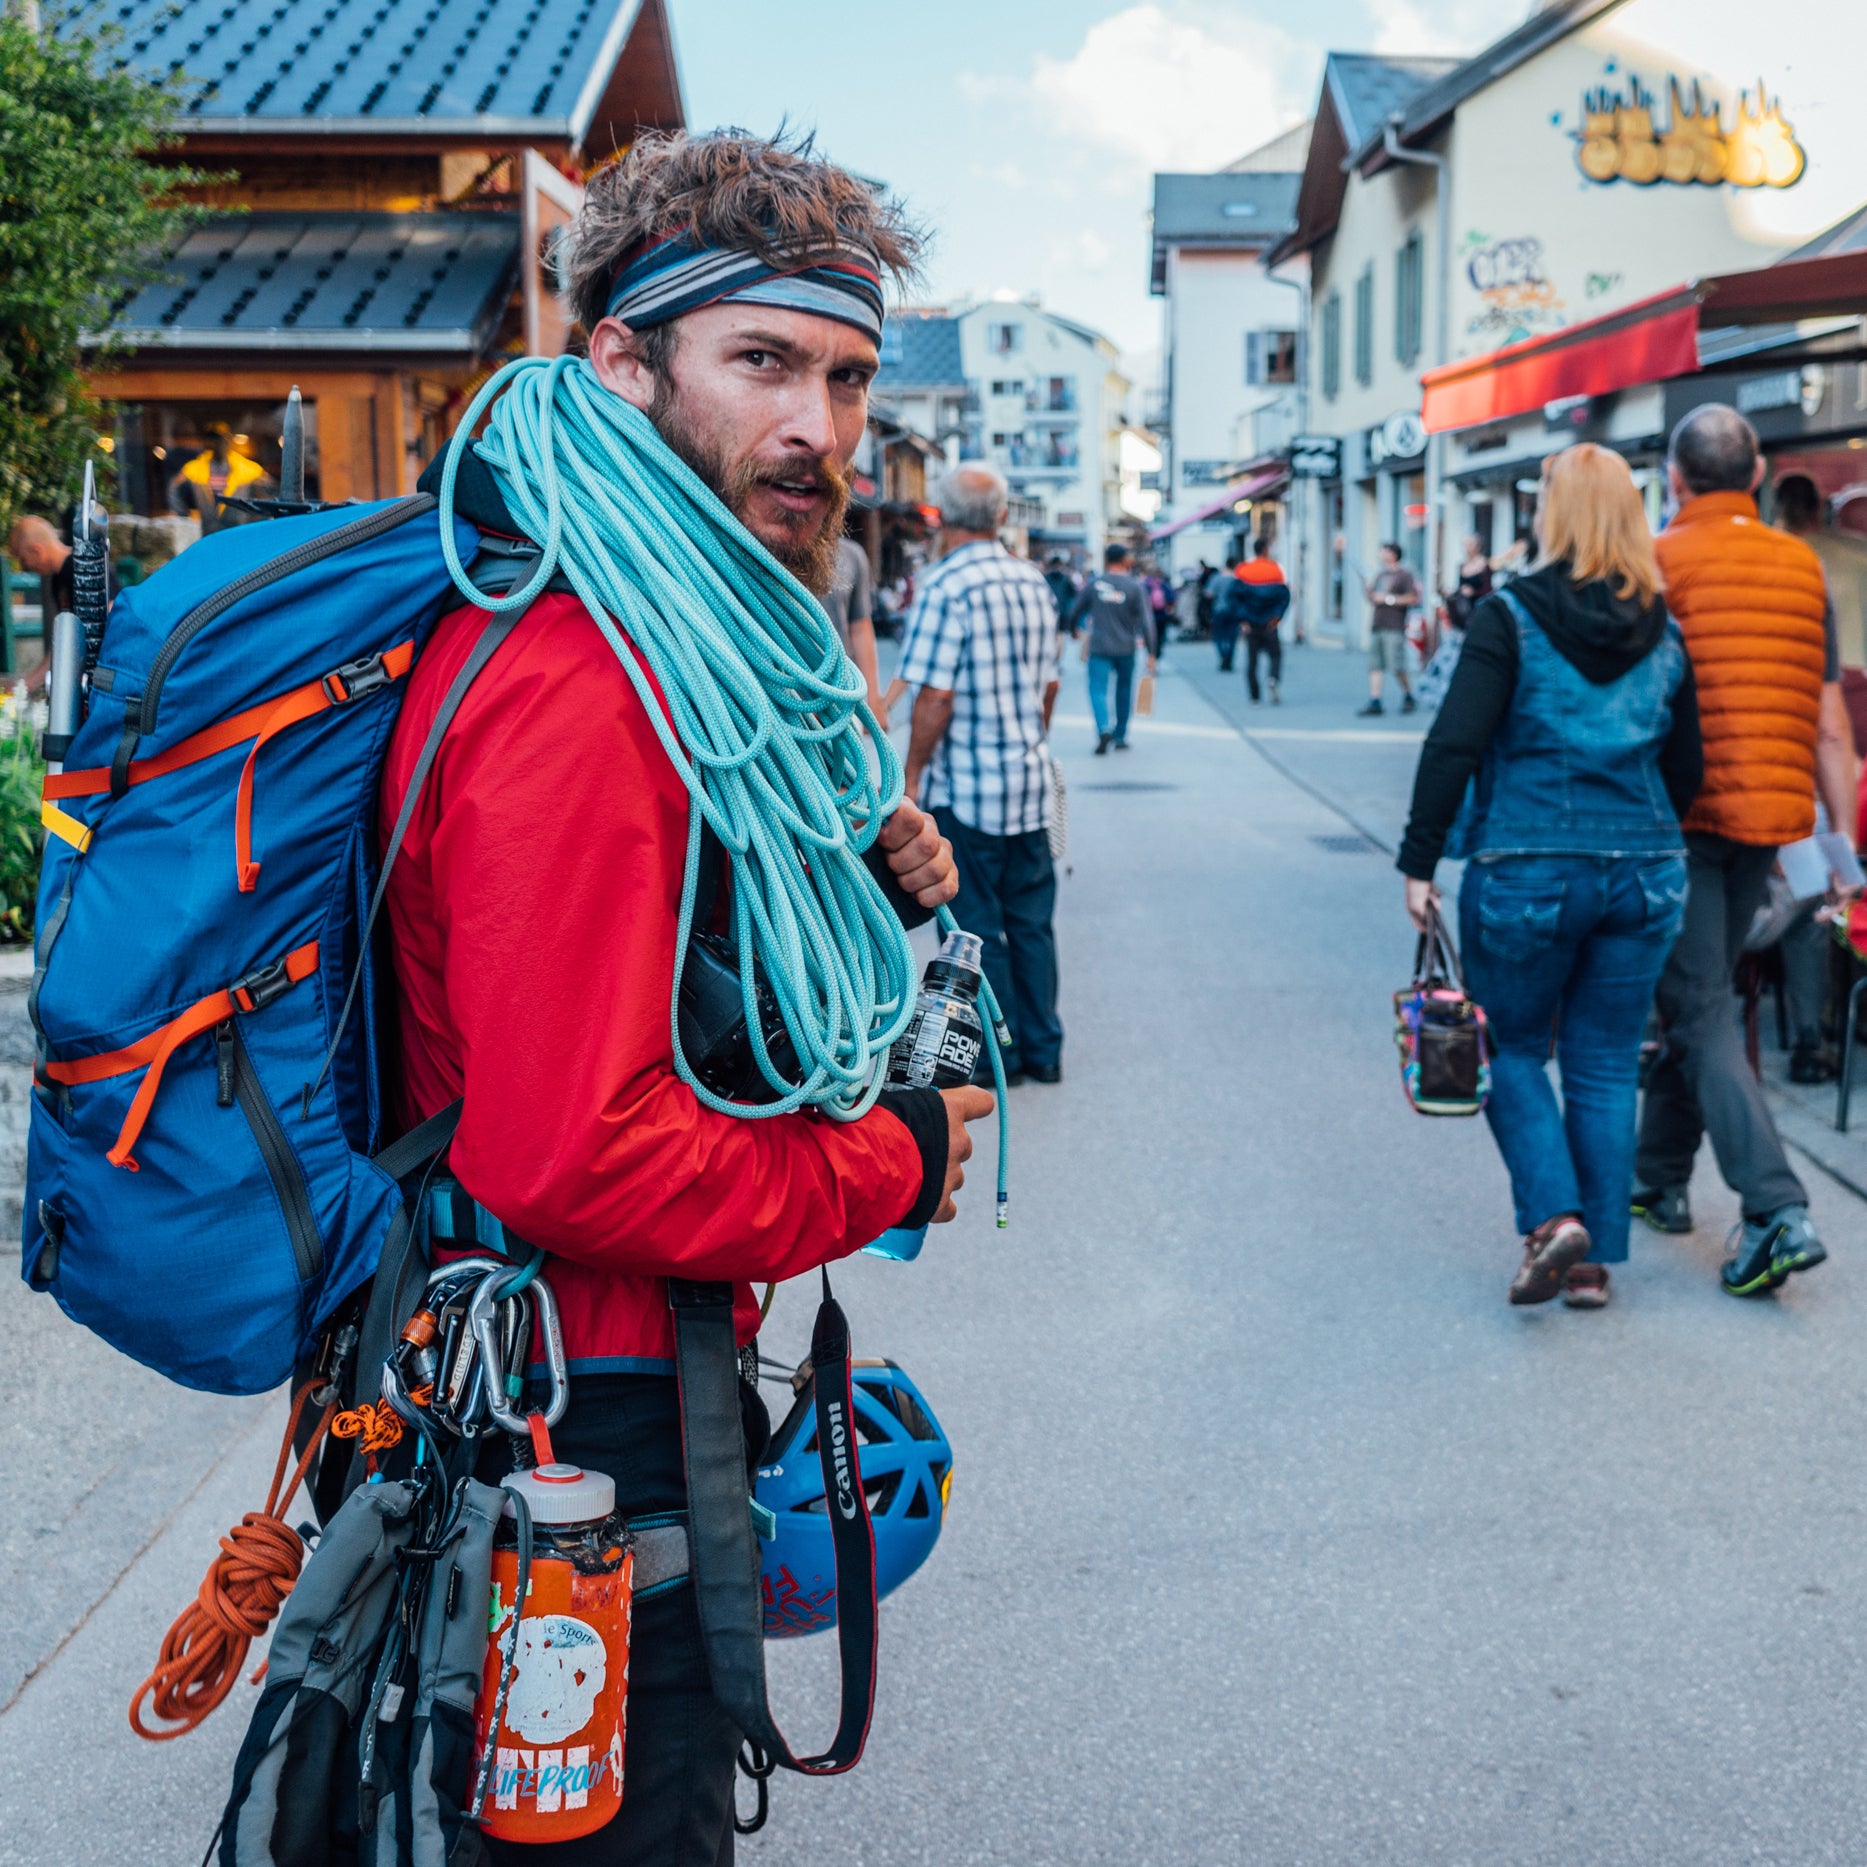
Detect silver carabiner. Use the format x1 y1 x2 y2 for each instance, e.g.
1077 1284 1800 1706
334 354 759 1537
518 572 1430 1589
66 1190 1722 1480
468 1268 569 1435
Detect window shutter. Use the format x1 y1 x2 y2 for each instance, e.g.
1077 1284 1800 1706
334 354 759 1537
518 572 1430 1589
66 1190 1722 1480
1246 331 1263 386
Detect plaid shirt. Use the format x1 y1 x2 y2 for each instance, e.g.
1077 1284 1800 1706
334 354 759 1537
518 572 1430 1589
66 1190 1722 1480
897 541 1059 836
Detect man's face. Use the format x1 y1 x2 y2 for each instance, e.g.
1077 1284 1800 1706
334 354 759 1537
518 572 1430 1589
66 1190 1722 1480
1380 548 1400 570
7 518 67 577
590 302 876 596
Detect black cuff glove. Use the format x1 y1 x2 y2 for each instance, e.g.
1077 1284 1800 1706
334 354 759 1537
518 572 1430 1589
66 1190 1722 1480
864 839 937 930
876 1087 947 1229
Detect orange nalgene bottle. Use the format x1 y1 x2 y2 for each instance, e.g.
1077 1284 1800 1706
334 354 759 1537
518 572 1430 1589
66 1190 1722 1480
475 1461 633 1842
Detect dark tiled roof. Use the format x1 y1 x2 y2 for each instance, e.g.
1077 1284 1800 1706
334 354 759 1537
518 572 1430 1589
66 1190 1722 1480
1149 172 1300 292
875 314 964 389
104 211 519 351
1327 53 1457 153
90 0 650 137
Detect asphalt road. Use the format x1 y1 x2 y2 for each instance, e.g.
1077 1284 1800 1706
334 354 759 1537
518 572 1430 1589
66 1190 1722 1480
9 637 1867 1864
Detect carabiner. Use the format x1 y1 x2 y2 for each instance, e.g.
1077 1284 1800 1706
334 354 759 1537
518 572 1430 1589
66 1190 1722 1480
468 1268 569 1435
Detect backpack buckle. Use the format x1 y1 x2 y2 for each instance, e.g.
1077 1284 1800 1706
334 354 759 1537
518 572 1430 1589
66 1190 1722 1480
231 957 295 1014
321 653 391 706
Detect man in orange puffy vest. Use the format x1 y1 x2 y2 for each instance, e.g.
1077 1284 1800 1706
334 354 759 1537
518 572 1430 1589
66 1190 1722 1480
1634 404 1856 1296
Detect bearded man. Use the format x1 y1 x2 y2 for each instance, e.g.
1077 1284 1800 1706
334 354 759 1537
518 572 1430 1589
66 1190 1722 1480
385 132 993 1863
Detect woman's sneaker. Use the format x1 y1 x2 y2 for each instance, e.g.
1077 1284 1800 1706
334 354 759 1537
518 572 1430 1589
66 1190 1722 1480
1631 1185 1692 1234
1509 1214 1591 1306
1720 1205 1827 1297
1561 1264 1611 1309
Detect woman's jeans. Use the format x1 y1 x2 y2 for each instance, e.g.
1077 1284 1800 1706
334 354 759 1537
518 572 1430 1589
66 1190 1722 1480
1459 853 1687 1264
1087 652 1136 743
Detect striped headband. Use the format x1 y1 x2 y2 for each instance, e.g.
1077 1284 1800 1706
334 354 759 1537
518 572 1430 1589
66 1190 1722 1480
605 227 886 342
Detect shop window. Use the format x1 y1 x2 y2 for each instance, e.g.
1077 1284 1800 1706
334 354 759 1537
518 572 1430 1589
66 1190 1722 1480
117 399 318 519
1247 330 1298 387
1354 266 1374 388
1396 228 1424 369
1320 291 1342 402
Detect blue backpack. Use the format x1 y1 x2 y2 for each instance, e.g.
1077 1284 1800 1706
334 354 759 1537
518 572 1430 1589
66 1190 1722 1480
24 493 499 1395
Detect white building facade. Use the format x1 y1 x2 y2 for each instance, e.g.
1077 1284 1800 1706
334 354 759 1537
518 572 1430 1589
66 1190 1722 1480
1271 0 1864 642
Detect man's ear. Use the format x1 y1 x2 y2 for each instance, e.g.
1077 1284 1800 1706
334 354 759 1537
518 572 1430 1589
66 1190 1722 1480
588 317 659 411
1749 454 1767 496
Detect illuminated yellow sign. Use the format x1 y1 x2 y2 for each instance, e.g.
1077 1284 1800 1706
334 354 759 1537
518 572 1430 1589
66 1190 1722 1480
1577 73 1805 189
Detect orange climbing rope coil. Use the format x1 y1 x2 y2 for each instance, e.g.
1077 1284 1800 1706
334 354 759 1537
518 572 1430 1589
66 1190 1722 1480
129 1386 336 1741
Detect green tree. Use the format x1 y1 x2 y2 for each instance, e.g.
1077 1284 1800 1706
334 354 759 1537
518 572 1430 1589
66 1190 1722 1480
0 7 207 537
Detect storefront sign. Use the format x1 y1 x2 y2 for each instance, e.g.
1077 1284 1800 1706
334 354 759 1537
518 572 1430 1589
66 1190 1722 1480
1364 411 1426 470
1288 434 1342 478
1735 367 1826 419
1575 73 1805 190
1179 460 1236 486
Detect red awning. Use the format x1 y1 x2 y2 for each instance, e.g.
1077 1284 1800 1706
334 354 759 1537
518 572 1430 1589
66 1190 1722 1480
1420 249 1867 435
1148 462 1287 542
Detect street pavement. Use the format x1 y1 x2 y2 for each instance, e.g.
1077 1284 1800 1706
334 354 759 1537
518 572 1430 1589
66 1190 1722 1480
10 634 1867 1863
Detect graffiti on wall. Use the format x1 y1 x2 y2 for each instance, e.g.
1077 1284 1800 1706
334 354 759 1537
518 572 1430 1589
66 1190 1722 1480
1461 232 1568 347
1574 71 1806 189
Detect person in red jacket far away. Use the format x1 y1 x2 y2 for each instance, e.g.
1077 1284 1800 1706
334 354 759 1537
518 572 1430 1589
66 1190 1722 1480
381 131 993 1864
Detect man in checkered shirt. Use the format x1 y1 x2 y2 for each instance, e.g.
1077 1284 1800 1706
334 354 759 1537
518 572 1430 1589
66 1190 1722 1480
899 464 1064 1084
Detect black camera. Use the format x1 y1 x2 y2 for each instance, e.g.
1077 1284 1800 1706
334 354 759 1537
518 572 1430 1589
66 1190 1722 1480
677 932 801 1104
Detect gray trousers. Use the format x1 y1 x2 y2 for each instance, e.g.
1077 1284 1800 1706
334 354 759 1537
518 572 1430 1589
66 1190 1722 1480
1636 832 1807 1215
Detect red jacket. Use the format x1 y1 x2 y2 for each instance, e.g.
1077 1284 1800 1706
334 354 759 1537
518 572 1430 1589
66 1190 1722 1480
380 591 927 1368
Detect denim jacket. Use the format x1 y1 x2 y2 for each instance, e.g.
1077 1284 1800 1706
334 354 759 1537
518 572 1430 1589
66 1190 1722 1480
1447 588 1688 862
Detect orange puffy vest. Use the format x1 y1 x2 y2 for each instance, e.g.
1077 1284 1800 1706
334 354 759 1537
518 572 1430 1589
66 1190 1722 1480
1656 490 1828 846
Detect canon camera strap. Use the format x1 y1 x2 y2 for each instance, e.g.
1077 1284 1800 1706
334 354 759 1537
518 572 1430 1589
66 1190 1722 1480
669 1272 878 1774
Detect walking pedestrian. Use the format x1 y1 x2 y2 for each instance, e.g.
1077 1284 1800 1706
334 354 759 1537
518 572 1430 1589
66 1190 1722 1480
1045 555 1078 630
1234 534 1291 704
1399 444 1703 1310
1209 552 1245 671
1632 403 1858 1296
1070 542 1156 753
1360 542 1420 715
900 463 1064 1084
824 533 889 726
383 131 989 1862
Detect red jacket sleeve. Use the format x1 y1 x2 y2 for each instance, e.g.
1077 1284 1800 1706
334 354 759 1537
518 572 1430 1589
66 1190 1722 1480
392 595 925 1285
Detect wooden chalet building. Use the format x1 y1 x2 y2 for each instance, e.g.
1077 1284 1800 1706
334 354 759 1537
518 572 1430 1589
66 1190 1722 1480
80 0 683 512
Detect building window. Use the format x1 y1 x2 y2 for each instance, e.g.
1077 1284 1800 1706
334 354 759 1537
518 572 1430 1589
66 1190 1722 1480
1321 291 1341 402
1395 228 1424 368
1246 330 1298 387
987 322 1022 355
990 378 1025 398
1354 265 1374 388
1039 375 1077 412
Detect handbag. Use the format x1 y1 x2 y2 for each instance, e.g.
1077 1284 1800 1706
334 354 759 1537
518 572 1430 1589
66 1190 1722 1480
1393 902 1492 1116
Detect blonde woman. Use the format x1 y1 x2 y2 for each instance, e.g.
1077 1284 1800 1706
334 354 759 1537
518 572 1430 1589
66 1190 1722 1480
1398 445 1703 1310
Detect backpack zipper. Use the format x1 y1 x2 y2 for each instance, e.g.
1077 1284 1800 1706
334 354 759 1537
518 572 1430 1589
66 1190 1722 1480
228 1021 322 1282
136 494 437 738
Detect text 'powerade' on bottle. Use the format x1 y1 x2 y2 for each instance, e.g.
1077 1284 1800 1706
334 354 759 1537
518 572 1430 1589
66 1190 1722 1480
865 929 989 1261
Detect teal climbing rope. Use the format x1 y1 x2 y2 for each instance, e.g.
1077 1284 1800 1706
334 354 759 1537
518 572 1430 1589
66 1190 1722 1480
439 355 1009 1222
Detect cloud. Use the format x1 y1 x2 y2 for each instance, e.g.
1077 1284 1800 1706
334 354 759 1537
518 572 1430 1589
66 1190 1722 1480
1368 0 1526 57
1020 4 1305 173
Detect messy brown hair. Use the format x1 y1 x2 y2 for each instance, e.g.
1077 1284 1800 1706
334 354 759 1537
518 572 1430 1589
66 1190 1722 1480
563 129 924 345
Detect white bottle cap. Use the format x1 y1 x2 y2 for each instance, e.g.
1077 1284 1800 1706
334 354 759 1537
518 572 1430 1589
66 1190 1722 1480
501 1462 617 1527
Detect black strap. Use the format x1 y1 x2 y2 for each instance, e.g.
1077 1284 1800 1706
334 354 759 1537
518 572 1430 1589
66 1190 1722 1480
1413 900 1467 994
670 1272 877 1775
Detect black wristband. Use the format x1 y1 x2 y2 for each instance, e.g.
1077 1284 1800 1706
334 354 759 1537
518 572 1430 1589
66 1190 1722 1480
876 1087 947 1229
863 839 937 930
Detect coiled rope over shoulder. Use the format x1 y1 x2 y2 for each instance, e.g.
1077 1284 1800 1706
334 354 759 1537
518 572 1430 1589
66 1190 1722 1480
437 357 1008 1213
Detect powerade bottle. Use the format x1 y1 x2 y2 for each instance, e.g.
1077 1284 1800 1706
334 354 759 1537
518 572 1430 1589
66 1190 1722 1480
866 931 988 1262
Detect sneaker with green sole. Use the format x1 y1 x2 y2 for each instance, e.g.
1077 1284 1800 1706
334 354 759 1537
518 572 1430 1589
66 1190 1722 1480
1720 1206 1827 1297
1631 1185 1692 1234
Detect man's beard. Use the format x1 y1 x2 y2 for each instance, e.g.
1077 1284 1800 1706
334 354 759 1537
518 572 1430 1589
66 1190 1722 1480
649 382 852 597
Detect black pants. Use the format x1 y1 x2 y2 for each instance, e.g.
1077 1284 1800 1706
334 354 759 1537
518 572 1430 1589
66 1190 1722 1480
1245 626 1282 700
934 807 1063 1074
478 1375 745 1866
1635 832 1806 1216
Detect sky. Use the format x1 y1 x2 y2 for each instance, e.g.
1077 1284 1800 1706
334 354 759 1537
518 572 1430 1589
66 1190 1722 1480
675 0 1532 379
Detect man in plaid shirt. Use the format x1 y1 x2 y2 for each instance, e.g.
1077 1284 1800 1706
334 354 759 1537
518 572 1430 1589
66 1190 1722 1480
899 465 1064 1083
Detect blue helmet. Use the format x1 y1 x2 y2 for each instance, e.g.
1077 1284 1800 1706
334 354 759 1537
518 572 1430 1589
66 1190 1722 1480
756 1358 952 1639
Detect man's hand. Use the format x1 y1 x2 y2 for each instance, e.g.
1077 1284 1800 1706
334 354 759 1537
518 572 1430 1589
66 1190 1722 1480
933 1085 995 1222
879 801 957 908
